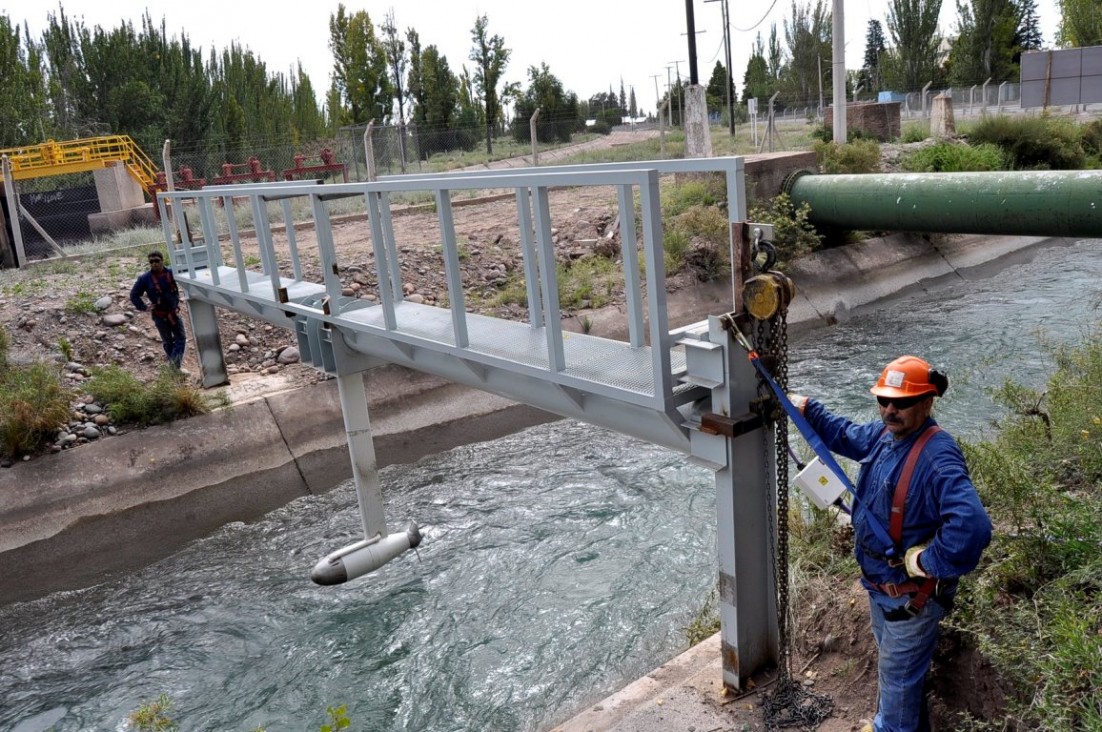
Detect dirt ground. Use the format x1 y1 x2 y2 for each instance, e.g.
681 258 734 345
0 131 1005 728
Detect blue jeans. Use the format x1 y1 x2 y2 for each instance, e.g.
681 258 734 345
152 313 187 369
869 593 946 732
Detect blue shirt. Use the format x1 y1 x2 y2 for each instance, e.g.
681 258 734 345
803 399 992 595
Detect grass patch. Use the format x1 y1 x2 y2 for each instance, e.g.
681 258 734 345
557 256 617 309
65 290 99 314
812 139 881 174
84 365 212 426
902 141 1006 172
0 359 73 459
901 121 930 143
967 114 1089 170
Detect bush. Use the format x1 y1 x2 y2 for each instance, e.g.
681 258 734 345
748 193 824 267
958 328 1102 729
668 204 730 281
968 114 1087 170
85 365 211 426
0 361 73 458
588 120 612 136
1080 119 1102 166
901 141 1006 172
812 139 881 174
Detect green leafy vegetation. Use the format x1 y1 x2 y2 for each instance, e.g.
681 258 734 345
967 114 1092 170
84 365 212 426
953 328 1102 730
128 694 177 731
812 139 882 174
748 193 824 268
64 290 99 314
556 257 616 310
901 122 930 143
901 141 1006 172
0 338 73 459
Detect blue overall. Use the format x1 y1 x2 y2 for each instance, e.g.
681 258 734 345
130 268 186 368
803 399 992 732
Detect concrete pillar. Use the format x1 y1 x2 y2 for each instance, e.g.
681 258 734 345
684 85 714 158
930 94 955 138
187 299 230 388
93 163 144 212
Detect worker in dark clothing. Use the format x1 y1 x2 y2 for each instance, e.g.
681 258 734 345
791 355 992 732
130 250 186 369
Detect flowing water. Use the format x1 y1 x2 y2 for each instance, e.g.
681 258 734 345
2 239 1101 732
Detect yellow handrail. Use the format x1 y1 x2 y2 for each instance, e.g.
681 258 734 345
0 135 160 197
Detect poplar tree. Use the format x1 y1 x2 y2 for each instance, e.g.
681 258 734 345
380 8 407 125
328 4 391 125
468 14 510 154
949 0 1023 85
1057 0 1102 47
884 0 944 91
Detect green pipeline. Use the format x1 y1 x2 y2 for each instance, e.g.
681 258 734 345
785 170 1102 238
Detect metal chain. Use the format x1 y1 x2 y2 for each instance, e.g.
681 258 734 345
753 309 834 731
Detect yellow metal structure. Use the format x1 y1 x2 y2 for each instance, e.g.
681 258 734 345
0 135 159 197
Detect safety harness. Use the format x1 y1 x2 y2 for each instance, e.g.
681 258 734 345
867 424 943 619
148 269 180 324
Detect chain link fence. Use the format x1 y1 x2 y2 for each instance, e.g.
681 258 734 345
4 96 1099 269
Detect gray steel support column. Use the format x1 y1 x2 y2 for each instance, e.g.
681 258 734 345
336 371 387 539
709 315 779 689
187 299 229 388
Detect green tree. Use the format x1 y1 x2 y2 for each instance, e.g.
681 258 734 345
705 60 731 114
0 14 48 146
742 33 775 103
949 0 1022 85
380 8 407 124
468 14 510 154
860 19 887 95
884 0 944 91
512 62 579 143
1057 0 1102 47
1016 0 1044 50
782 0 832 107
328 4 391 125
290 64 325 142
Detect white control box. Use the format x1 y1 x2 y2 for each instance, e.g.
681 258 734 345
794 456 848 510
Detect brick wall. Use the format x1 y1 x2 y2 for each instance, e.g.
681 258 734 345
824 102 902 141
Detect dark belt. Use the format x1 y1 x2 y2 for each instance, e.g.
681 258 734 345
866 576 947 621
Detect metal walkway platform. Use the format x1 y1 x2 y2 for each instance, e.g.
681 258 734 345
157 155 779 690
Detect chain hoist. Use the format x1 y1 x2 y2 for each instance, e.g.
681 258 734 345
742 238 834 731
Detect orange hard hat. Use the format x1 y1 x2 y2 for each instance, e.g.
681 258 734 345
870 355 947 398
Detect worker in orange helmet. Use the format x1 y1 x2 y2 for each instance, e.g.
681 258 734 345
791 356 992 732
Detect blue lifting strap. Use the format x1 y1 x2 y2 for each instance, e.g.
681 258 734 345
744 348 899 558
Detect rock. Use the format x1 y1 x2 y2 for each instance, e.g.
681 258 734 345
83 426 101 440
402 282 416 295
228 343 241 352
101 313 127 327
235 334 249 346
0 458 12 468
94 414 110 426
82 403 103 414
265 365 280 375
61 433 79 445
94 296 113 311
407 294 426 304
341 288 354 297
277 347 300 364
65 361 85 373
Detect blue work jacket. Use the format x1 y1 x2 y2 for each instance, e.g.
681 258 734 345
803 399 992 596
130 268 180 316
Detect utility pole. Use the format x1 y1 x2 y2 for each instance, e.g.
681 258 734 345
670 60 686 126
651 73 664 128
831 0 847 142
817 56 825 120
685 0 700 85
706 0 735 135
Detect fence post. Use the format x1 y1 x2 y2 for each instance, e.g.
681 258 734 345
530 108 541 166
997 81 1007 113
982 78 992 115
922 81 933 117
2 155 27 267
363 120 377 182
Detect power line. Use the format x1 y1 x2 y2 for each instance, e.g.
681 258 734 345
731 0 781 32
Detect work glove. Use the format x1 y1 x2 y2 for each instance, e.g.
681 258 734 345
904 544 929 578
789 394 808 414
